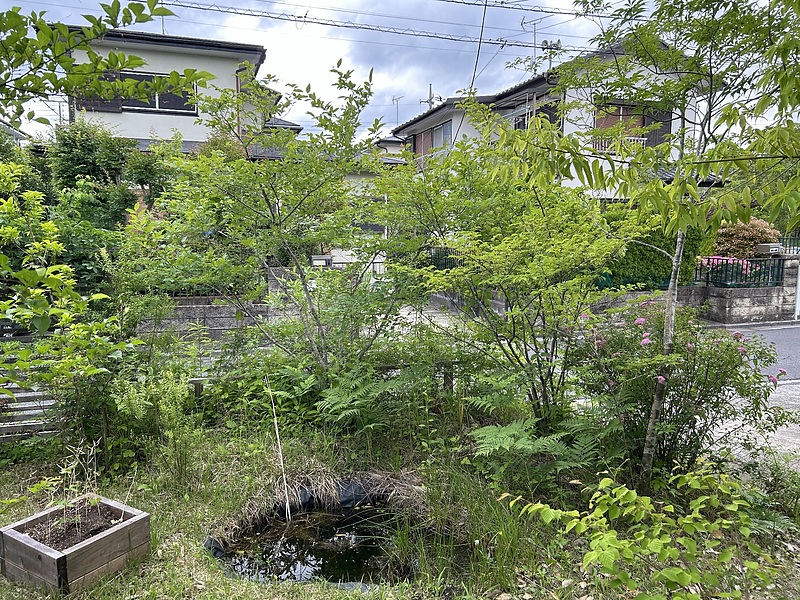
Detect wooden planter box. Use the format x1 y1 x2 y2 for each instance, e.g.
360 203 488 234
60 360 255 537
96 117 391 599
0 497 149 594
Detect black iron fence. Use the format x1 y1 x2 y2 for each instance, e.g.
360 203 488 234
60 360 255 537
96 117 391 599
428 247 462 270
779 236 800 254
694 256 787 287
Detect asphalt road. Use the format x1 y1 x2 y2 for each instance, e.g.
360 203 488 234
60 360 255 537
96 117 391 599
726 321 800 454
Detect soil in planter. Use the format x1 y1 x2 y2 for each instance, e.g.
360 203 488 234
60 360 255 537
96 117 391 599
24 501 121 551
221 506 414 585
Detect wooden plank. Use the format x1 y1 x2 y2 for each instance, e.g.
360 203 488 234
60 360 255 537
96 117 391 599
2 400 56 412
0 430 56 444
1 558 59 594
0 528 62 588
65 512 150 579
4 504 71 533
67 541 148 592
0 410 48 423
100 498 145 520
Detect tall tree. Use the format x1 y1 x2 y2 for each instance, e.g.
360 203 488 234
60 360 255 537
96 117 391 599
375 100 647 432
563 0 800 478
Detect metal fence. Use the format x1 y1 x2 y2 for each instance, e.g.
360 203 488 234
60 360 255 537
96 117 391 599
694 256 787 287
779 236 800 254
428 247 462 270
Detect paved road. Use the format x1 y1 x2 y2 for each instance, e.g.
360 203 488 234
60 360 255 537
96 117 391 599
708 320 800 380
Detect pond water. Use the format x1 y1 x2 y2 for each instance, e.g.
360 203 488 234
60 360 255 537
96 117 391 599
220 506 401 584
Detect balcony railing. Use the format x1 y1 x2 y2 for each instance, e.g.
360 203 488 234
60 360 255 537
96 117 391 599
693 256 787 288
592 136 648 154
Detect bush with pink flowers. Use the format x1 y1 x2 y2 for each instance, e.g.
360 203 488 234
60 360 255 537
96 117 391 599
713 218 781 258
571 301 794 481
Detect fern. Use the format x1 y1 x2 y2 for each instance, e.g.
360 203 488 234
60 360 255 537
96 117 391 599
470 419 569 457
317 370 398 429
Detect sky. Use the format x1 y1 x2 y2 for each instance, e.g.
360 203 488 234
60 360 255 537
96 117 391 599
17 0 612 138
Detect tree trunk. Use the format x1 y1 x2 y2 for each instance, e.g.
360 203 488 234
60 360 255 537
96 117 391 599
641 228 685 479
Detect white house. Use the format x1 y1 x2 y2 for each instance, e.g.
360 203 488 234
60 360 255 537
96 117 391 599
69 29 267 150
393 44 685 174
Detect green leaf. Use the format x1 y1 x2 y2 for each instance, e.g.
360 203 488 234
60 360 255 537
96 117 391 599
30 314 51 333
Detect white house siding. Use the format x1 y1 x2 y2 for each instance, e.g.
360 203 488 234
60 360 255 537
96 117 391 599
71 35 263 145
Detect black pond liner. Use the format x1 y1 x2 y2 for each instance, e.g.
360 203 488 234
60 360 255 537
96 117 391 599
205 480 418 589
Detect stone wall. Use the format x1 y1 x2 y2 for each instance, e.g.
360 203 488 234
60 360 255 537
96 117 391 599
678 259 799 324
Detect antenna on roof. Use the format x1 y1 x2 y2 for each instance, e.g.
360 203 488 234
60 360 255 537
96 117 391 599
541 39 562 71
392 95 404 126
421 84 442 111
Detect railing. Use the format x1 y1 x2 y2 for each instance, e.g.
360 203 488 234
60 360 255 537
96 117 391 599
779 236 800 254
428 247 462 270
592 136 648 154
693 256 787 287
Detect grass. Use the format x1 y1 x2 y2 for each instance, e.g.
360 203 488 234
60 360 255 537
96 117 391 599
2 428 800 599
0 429 573 599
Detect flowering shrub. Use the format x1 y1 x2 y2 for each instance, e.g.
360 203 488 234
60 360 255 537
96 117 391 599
572 302 794 477
713 218 780 258
696 255 771 286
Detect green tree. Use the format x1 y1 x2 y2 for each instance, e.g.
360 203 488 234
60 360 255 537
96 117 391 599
1 1 210 127
558 0 800 479
375 101 646 435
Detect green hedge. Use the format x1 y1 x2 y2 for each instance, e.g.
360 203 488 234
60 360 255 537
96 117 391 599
602 228 706 289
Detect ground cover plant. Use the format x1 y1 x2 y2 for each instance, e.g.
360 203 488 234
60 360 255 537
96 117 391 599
4 0 800 597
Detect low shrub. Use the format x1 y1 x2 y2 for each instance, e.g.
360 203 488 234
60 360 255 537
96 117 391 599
572 302 794 478
713 218 781 258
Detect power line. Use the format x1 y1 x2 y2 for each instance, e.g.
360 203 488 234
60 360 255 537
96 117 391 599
468 0 489 92
431 0 644 20
248 0 525 36
160 0 598 50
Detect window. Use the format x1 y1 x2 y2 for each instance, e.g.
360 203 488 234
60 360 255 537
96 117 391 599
413 120 453 156
595 104 644 132
120 72 196 114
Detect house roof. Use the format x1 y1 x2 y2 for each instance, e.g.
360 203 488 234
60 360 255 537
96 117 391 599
68 28 266 72
392 94 494 135
264 117 303 133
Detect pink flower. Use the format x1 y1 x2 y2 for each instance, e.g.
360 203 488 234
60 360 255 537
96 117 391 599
687 342 696 350
642 332 650 338
737 346 747 354
579 313 591 320
779 368 788 376
634 318 646 326
640 300 654 307
640 338 653 346
732 331 743 340
657 375 666 384
769 374 779 387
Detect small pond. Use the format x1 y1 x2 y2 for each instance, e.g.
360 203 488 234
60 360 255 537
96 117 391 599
219 506 404 585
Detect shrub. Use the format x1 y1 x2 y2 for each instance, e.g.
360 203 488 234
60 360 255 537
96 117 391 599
713 218 780 258
604 225 706 289
506 470 778 598
571 302 793 477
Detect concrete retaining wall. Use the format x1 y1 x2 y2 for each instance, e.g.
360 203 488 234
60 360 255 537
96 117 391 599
678 259 799 324
138 297 273 340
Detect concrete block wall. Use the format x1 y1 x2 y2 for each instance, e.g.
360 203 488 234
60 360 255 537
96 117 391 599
678 259 798 324
138 297 272 340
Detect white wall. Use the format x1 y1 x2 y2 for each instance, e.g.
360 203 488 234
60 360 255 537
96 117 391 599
73 44 246 144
